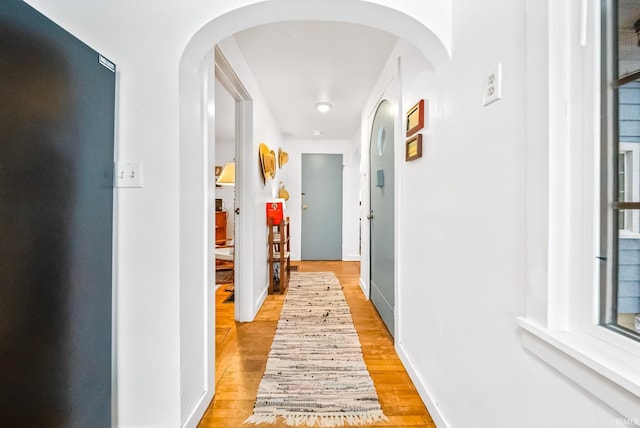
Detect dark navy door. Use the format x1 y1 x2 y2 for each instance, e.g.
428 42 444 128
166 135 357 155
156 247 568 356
0 2 116 426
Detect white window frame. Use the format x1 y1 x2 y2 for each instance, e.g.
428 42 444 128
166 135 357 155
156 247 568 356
518 0 640 420
618 143 640 237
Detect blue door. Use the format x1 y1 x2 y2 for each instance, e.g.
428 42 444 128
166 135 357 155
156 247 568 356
301 154 343 260
370 100 395 336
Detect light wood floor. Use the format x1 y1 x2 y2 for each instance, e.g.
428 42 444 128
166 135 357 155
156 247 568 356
198 261 435 428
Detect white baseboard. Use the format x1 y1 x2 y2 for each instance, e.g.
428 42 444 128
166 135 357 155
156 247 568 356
181 388 213 428
396 343 450 428
359 278 369 299
342 255 361 262
255 286 268 316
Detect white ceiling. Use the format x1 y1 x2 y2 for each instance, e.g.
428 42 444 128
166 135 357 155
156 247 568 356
215 21 398 142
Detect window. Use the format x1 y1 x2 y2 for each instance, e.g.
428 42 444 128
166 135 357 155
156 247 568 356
602 0 640 339
519 0 640 420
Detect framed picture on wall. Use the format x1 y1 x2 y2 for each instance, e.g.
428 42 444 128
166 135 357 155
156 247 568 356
406 134 423 161
406 99 425 137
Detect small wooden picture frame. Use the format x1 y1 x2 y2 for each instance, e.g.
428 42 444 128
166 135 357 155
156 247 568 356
406 134 423 161
406 99 425 137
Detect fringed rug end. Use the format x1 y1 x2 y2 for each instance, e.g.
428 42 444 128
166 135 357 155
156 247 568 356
244 411 389 427
244 414 278 425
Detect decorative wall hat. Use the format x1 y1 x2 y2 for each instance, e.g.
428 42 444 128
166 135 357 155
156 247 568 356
278 148 289 168
259 143 276 183
278 181 290 201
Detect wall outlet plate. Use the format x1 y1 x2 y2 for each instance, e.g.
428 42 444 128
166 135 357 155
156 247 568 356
483 63 502 106
115 161 143 188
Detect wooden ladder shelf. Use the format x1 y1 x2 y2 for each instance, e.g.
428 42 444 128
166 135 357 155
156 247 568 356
268 217 290 294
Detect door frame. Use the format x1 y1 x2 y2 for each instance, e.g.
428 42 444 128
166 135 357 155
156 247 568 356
214 47 253 323
179 47 254 427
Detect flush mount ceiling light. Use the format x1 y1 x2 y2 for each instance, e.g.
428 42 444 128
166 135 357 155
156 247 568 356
312 130 323 136
315 102 332 113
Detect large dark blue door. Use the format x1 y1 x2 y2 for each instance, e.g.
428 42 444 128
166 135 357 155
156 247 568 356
0 2 115 426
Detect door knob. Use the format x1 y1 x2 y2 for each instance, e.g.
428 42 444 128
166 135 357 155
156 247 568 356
302 204 308 211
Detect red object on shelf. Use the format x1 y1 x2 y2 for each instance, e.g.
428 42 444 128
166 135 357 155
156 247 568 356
266 202 283 225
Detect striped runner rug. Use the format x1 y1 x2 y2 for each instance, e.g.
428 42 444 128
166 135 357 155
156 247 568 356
244 272 388 427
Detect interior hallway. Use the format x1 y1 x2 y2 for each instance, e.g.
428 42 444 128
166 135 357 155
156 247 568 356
199 261 435 427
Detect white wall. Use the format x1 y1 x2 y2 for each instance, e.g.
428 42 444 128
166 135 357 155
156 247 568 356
282 137 361 261
358 2 629 428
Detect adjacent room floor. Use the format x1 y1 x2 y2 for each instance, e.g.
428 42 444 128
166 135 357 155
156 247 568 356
198 261 435 427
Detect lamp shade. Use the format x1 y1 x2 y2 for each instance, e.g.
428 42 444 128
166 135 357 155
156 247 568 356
216 162 235 186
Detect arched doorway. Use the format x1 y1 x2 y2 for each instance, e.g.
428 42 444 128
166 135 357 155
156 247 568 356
178 2 450 426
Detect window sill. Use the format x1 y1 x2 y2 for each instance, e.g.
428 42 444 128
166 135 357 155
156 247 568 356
517 317 640 418
619 230 640 239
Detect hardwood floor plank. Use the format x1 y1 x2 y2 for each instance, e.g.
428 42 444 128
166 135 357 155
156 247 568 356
198 261 434 427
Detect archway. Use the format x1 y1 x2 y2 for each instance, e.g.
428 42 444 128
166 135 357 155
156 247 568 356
178 2 450 426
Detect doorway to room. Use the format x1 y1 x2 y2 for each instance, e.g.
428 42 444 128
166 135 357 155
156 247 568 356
178 4 449 426
214 77 236 306
213 46 252 323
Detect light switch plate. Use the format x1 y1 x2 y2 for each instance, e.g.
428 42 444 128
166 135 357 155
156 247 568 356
483 63 502 106
115 161 143 188
376 169 384 188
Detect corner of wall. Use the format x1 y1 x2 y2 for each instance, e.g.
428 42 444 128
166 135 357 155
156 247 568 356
396 343 450 428
359 277 369 299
